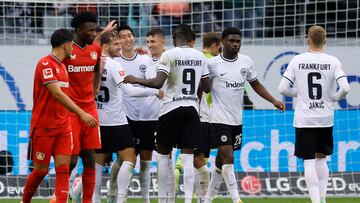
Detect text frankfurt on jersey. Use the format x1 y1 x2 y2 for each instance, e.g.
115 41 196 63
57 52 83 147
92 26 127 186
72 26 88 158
298 63 331 70
174 60 202 66
67 65 95 72
173 95 198 101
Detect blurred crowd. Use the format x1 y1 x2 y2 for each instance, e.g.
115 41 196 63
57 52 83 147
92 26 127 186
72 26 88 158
1 1 266 38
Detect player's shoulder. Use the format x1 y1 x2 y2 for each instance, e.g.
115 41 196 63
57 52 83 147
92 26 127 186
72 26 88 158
237 53 253 63
37 55 57 68
137 53 153 63
106 57 124 71
322 53 341 64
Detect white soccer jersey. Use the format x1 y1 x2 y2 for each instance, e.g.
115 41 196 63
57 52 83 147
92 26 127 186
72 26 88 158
283 51 346 127
157 46 210 116
208 54 257 125
139 58 161 120
114 52 154 120
199 93 211 122
96 57 128 126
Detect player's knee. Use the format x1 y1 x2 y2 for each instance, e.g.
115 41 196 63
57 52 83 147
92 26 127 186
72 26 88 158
315 153 326 158
156 144 171 155
81 150 96 168
194 154 206 169
55 164 69 174
218 146 234 164
140 150 152 161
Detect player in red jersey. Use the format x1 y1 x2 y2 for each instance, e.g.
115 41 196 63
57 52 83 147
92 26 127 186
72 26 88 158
22 29 97 203
62 12 116 203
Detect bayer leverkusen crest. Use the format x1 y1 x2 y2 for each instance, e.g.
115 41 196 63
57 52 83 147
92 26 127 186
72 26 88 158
90 52 98 60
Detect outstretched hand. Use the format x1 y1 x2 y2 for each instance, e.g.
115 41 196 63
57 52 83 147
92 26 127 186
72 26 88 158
157 89 164 99
273 100 285 111
124 75 138 84
103 20 117 32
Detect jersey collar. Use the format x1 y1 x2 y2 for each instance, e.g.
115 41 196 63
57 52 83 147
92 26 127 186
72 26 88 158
120 51 138 61
73 41 87 49
50 54 62 64
220 54 238 62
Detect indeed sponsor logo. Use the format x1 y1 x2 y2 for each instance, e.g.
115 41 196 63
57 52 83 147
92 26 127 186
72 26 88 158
225 81 245 88
67 65 95 73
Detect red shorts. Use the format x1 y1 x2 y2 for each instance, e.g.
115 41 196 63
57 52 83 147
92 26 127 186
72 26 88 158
28 125 72 165
71 104 101 155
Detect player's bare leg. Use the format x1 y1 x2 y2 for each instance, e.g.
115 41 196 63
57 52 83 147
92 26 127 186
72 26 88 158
194 153 210 203
157 144 172 203
117 148 136 203
218 145 242 203
181 148 195 203
139 150 152 203
80 149 96 203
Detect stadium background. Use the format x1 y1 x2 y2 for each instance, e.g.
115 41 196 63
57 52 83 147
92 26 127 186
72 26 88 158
0 0 359 201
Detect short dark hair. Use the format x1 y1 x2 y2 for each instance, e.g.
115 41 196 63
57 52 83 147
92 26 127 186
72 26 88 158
172 24 195 42
146 28 165 38
71 11 97 29
222 27 242 39
117 25 134 36
203 32 221 48
50 29 73 48
100 31 119 45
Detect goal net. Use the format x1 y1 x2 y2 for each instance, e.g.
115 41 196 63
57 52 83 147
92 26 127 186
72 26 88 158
0 0 359 199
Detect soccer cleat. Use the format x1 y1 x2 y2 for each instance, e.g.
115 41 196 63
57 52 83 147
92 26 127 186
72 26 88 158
238 200 244 203
69 176 82 203
49 194 56 203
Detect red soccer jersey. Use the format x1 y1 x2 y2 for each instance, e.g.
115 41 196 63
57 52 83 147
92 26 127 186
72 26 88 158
30 54 70 131
63 41 101 107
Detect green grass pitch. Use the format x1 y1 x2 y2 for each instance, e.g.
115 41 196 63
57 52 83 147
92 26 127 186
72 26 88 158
2 198 359 203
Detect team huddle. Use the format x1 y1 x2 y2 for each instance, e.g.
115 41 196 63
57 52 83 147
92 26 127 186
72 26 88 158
23 11 350 203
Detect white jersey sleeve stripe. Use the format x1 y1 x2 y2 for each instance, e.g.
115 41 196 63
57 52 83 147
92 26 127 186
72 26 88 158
157 69 169 75
247 76 257 82
201 73 210 78
336 75 347 81
282 75 294 84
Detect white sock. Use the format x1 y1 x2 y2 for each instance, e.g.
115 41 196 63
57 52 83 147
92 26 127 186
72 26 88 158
109 159 122 196
205 167 223 203
93 163 103 203
222 164 240 203
304 159 320 203
196 165 210 202
117 161 134 203
167 158 176 203
69 161 79 196
194 171 201 199
157 154 169 203
140 160 151 203
316 158 329 203
181 154 195 203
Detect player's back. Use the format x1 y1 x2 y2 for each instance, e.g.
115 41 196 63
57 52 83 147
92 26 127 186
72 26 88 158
285 51 346 127
63 42 101 107
96 57 128 126
157 46 209 116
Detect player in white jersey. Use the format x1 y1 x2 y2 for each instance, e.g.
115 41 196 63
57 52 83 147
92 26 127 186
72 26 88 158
93 31 162 203
108 25 158 203
205 28 285 203
124 24 211 203
278 26 350 203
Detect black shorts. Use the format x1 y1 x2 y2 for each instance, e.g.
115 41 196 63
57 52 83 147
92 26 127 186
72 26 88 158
96 125 135 153
194 122 211 158
211 123 242 151
295 127 333 159
157 106 201 150
127 119 157 152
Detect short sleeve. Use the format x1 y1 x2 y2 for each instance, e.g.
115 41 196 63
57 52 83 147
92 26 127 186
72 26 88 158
334 58 346 81
246 57 257 82
201 59 210 78
207 59 218 78
282 57 296 85
37 60 58 85
112 64 126 86
157 51 170 76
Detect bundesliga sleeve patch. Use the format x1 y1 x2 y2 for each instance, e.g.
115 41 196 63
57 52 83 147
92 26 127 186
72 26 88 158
43 68 54 79
119 70 126 76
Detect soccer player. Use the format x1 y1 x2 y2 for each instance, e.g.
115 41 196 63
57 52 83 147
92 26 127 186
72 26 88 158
205 27 285 203
93 31 162 203
110 25 157 203
23 29 98 203
124 24 211 203
63 12 102 203
278 25 350 203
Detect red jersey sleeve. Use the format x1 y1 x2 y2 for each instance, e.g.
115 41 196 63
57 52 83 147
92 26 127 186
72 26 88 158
36 59 58 85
